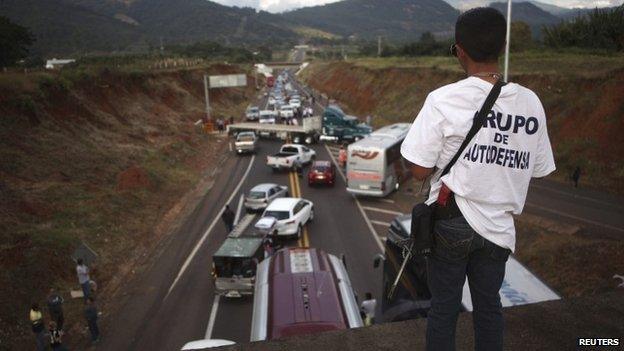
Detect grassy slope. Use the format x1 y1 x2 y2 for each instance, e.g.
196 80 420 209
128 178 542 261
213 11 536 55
301 52 624 193
0 64 253 348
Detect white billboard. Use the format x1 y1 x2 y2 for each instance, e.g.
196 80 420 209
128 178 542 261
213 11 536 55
209 74 247 88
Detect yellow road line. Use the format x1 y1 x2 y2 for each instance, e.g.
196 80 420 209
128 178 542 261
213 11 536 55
289 171 304 247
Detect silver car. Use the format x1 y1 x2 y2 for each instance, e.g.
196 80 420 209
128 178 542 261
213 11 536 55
244 183 289 212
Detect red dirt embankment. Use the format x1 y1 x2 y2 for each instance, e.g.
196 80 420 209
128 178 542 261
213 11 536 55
0 65 253 349
302 61 624 193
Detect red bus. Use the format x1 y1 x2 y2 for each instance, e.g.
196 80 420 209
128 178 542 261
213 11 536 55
250 248 363 341
266 75 275 88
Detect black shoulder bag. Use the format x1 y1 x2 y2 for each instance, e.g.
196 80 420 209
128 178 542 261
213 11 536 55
410 79 505 256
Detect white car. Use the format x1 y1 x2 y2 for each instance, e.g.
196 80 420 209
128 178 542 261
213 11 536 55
244 183 289 211
279 105 294 119
289 99 301 109
245 106 260 121
261 198 314 238
266 144 316 171
259 110 276 124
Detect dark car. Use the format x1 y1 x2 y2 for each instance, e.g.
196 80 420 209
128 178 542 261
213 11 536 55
308 160 336 186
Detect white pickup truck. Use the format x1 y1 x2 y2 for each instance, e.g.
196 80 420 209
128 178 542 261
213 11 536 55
266 144 316 171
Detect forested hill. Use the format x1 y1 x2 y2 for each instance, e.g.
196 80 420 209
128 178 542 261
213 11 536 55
0 0 299 55
282 0 460 41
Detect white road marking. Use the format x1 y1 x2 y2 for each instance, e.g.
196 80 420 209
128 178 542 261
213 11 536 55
164 155 256 300
234 194 244 225
525 202 624 233
371 220 391 227
204 295 221 339
324 144 384 252
362 206 403 216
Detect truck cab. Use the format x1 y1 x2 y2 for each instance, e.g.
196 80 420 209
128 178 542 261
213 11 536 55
321 105 372 142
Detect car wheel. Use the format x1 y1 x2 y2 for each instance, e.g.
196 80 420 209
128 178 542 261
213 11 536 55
285 191 289 197
297 225 302 240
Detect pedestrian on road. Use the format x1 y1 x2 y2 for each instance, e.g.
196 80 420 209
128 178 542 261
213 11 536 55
84 297 100 344
76 258 91 301
572 166 581 188
48 321 67 351
30 303 47 351
338 144 347 169
360 292 377 326
222 205 235 232
47 288 64 330
400 8 555 351
263 236 275 258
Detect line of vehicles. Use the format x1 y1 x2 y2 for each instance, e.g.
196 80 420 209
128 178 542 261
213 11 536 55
188 68 561 350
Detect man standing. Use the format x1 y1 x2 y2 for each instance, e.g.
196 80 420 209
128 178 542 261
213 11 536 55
84 297 100 344
221 205 235 232
47 288 64 330
400 8 555 351
76 258 91 300
572 166 581 188
29 303 46 351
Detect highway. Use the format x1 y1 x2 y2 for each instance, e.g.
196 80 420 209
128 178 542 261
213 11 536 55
99 64 624 351
99 71 392 350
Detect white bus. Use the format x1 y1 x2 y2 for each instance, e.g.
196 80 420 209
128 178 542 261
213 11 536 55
346 123 411 197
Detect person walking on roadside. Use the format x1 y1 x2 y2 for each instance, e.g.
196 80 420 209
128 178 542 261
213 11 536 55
221 205 235 232
84 297 100 344
360 292 377 326
76 258 91 301
400 8 555 351
338 144 347 169
47 288 64 330
30 303 47 351
48 321 67 351
572 166 581 188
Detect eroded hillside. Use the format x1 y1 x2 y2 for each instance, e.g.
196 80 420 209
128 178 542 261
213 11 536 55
0 64 253 347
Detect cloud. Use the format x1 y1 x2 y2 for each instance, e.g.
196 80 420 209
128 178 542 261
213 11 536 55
211 0 344 13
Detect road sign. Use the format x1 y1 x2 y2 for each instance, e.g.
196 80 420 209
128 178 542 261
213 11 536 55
209 74 247 88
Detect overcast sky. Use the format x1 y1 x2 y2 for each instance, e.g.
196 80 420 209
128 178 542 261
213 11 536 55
212 0 624 13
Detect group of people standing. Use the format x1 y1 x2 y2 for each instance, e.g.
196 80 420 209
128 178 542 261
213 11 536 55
29 258 100 350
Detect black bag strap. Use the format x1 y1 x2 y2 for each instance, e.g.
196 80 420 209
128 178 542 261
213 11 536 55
440 79 506 177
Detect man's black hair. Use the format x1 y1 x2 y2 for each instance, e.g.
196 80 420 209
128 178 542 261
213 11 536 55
455 7 507 63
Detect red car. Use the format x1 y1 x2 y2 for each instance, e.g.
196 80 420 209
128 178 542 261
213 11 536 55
308 161 336 186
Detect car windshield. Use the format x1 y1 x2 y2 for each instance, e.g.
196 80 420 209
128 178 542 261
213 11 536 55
248 191 266 199
213 257 255 278
314 166 330 172
281 106 292 111
248 107 258 112
263 211 290 221
237 135 254 142
281 147 298 154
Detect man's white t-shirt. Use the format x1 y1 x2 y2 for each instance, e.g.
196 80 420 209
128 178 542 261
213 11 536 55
401 77 555 252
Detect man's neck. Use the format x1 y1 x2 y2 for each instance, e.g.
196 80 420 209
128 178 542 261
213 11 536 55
465 62 500 84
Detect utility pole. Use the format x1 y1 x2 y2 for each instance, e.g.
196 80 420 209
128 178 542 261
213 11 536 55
160 37 164 55
203 74 210 122
377 36 382 57
504 0 512 82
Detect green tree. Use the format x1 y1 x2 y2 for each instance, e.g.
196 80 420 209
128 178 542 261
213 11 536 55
0 16 35 67
543 5 624 52
510 21 532 52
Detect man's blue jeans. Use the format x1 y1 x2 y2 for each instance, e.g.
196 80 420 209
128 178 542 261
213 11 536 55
426 216 511 351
